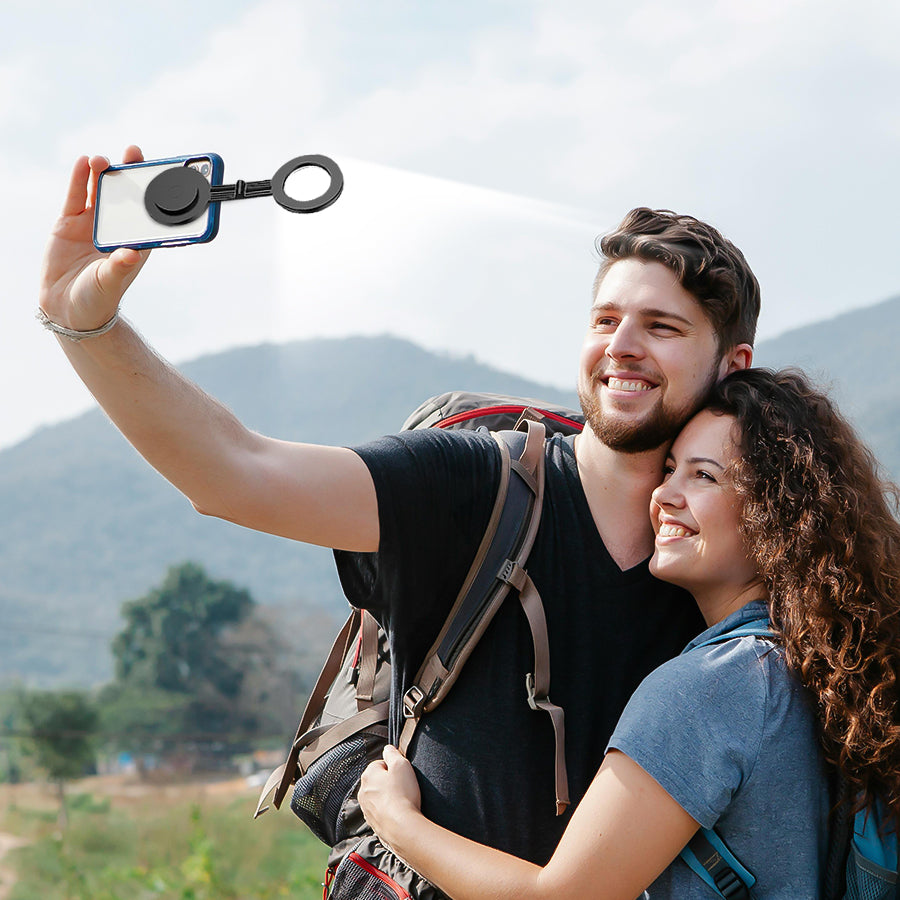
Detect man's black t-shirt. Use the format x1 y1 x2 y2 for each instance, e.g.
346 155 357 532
334 427 703 865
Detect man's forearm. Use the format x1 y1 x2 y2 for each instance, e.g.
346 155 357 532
50 314 379 550
38 152 380 552
55 316 259 516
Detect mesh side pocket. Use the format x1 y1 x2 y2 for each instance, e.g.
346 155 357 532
844 846 898 900
329 852 411 900
291 733 383 845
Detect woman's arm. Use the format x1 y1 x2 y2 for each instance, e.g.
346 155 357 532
359 745 699 900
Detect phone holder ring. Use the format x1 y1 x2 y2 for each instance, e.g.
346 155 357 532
271 154 344 214
144 153 344 226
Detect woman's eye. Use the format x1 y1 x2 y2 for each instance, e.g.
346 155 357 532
697 470 717 482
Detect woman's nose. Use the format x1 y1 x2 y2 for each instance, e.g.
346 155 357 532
651 478 683 510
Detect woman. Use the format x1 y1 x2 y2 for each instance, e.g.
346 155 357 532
358 368 900 898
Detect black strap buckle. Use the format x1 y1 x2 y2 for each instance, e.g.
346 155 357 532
715 868 748 899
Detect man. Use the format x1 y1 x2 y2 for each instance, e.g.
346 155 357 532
39 147 758 866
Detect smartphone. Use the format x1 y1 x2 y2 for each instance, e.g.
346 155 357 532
93 153 225 252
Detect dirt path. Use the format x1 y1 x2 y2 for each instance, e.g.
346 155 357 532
0 831 30 900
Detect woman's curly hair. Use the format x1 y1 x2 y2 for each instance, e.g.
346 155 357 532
705 368 900 818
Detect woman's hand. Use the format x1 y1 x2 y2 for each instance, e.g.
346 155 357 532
39 147 150 333
358 745 423 851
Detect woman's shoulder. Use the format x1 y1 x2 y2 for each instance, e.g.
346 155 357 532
613 634 773 763
642 630 775 697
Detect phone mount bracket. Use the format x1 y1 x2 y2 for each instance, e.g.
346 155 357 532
144 154 344 226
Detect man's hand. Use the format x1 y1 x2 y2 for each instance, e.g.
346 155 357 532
39 146 150 333
35 147 380 553
358 745 423 851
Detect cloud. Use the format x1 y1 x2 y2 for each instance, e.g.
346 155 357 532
7 0 900 450
273 159 605 387
87 158 607 390
0 56 43 127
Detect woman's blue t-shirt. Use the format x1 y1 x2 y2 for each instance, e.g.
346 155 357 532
607 600 830 898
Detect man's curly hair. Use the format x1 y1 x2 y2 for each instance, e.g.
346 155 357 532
706 368 900 819
595 208 761 352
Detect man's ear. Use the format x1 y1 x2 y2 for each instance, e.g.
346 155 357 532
720 343 753 376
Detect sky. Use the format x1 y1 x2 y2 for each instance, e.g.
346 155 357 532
4 0 900 450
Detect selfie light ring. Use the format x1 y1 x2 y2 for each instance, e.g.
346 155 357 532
270 154 344 214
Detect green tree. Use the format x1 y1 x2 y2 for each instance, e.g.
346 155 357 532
19 689 98 827
113 561 252 696
104 562 261 764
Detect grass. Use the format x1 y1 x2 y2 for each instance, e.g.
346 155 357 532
0 775 330 899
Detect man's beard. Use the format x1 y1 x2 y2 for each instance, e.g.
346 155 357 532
578 364 719 454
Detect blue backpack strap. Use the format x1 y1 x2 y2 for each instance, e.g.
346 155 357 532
677 615 772 898
681 829 757 899
849 801 899 893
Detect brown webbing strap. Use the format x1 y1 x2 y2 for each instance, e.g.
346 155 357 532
253 703 390 818
293 609 361 740
356 612 380 707
398 431 515 756
399 418 569 815
509 458 538 495
513 566 569 814
499 423 568 811
295 701 390 771
259 608 361 815
254 764 288 818
256 700 390 819
515 416 545 483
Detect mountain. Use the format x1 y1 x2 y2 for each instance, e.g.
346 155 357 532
754 293 900 476
6 296 900 688
0 335 579 686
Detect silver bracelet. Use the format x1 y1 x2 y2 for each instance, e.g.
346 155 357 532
36 307 120 342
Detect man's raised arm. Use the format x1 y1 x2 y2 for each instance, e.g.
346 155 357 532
37 148 378 553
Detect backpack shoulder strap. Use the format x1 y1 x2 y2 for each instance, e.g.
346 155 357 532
681 829 756 899
677 615 772 897
398 417 570 814
255 607 369 817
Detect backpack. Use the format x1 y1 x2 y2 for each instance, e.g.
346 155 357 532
254 392 584 896
679 617 899 900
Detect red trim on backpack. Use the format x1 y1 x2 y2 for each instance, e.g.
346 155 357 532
350 625 364 669
323 865 335 899
434 405 583 431
346 853 412 900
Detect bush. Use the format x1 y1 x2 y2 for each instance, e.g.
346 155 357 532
1 784 328 900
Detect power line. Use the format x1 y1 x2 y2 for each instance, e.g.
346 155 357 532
0 728 290 742
0 622 117 640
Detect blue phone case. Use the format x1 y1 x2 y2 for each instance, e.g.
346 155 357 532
93 153 225 252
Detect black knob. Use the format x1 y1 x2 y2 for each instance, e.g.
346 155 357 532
145 167 211 225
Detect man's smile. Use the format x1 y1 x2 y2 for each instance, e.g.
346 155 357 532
605 376 655 393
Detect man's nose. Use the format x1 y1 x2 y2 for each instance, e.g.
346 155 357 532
605 319 646 362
